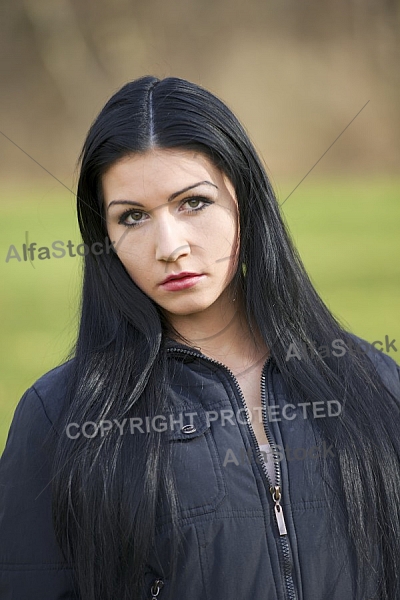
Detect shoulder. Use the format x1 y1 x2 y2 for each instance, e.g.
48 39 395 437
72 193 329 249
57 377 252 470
30 359 76 428
0 358 77 504
3 359 76 450
0 356 76 471
348 333 400 400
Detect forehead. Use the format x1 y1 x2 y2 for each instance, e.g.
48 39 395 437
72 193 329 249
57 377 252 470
101 148 235 203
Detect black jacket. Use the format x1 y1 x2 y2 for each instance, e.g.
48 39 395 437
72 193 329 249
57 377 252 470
1 337 399 600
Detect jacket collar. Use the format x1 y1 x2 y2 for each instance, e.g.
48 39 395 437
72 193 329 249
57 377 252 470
164 337 204 355
164 336 275 370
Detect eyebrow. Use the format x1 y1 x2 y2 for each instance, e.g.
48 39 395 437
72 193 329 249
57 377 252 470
106 180 218 211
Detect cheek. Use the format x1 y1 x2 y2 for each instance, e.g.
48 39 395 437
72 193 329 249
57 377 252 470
215 212 239 257
122 260 153 292
208 218 239 279
208 206 238 243
108 220 143 259
110 232 151 286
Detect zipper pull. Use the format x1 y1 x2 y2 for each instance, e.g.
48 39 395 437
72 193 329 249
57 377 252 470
270 486 287 536
150 578 164 599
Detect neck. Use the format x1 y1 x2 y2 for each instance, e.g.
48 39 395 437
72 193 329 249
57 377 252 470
164 291 270 374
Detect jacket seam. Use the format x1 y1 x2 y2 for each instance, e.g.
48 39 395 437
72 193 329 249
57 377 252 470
0 563 73 570
31 384 61 438
194 522 212 600
155 509 270 532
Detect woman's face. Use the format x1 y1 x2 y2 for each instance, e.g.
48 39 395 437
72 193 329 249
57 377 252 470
103 148 240 319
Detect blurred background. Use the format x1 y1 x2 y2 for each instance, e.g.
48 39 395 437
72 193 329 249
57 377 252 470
0 0 399 451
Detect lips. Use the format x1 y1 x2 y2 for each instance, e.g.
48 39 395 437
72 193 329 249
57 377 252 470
159 272 205 292
160 272 202 285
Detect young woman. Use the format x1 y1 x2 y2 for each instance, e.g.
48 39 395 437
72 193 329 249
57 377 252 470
0 76 399 600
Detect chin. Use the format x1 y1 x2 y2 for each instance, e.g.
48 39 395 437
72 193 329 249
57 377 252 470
161 298 215 317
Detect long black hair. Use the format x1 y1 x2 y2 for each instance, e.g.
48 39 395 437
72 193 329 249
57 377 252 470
52 76 400 599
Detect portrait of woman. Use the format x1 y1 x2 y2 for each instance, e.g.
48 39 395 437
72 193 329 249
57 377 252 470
0 76 399 600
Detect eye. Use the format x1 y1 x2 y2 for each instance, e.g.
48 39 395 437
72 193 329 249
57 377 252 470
186 198 202 209
118 209 146 227
117 196 213 228
181 196 213 212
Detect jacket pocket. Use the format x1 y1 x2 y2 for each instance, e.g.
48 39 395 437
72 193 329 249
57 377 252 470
157 408 226 522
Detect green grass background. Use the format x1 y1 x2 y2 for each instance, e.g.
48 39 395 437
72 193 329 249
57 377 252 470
0 176 399 453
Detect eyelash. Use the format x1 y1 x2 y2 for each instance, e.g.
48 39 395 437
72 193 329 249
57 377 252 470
118 196 213 228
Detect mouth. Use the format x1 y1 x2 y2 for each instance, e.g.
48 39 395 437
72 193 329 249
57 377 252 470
160 272 201 284
159 272 205 291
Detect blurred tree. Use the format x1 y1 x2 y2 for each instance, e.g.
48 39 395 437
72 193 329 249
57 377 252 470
0 0 399 180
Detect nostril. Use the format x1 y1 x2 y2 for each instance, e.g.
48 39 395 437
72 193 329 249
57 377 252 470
166 244 191 263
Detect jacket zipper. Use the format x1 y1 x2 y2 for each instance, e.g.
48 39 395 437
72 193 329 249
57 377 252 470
167 347 297 600
149 577 164 599
261 365 297 600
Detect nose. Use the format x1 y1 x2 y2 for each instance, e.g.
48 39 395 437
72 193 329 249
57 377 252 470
155 216 191 262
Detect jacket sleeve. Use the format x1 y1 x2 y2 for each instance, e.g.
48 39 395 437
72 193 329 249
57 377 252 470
0 386 80 599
